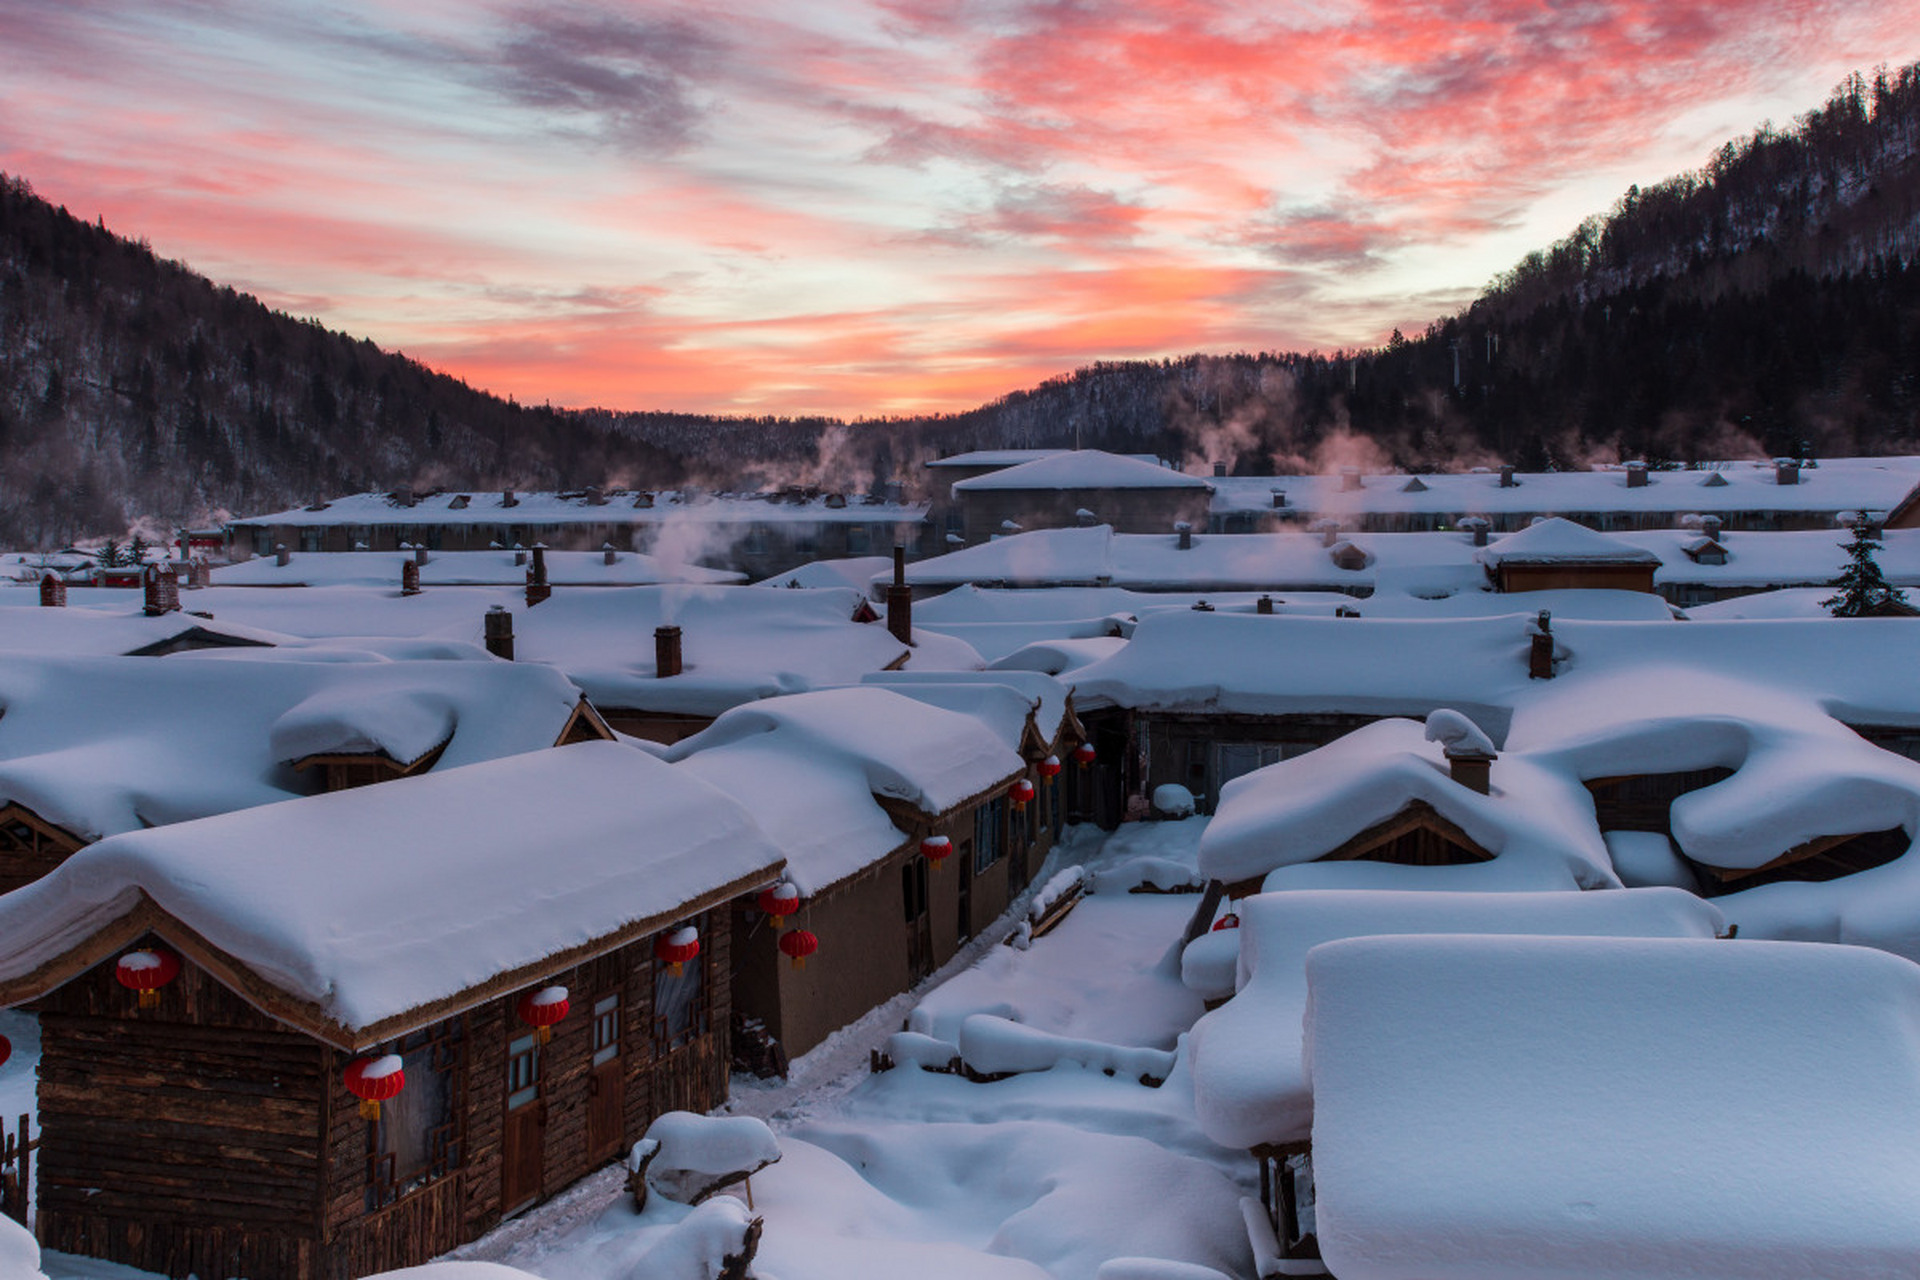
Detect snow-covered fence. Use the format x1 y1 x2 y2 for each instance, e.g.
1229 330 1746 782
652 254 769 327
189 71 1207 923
629 1113 781 1212
957 1014 1175 1086
1006 867 1086 948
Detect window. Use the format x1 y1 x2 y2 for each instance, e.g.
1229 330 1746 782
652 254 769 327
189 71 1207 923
743 525 768 556
506 1032 540 1110
592 993 620 1067
846 525 871 555
793 526 817 557
300 528 324 553
368 1018 464 1208
974 798 1004 874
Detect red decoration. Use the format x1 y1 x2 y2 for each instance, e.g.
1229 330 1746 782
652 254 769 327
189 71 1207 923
516 985 570 1045
1072 742 1097 768
656 926 700 977
1010 778 1036 811
0 1034 9 1069
779 928 819 971
116 948 182 1009
921 835 952 870
1212 913 1241 932
345 1054 406 1121
1038 755 1062 779
758 881 802 927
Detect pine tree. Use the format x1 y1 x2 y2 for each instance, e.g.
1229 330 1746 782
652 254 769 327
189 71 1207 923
127 532 149 565
1822 513 1911 616
96 536 123 569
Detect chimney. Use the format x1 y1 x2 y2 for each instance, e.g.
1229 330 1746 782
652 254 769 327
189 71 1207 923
1625 461 1648 488
1774 458 1800 486
39 573 65 607
886 544 914 645
1314 519 1341 548
414 543 429 567
1461 516 1490 547
525 544 551 606
502 489 519 507
1448 749 1496 795
603 542 618 566
189 556 211 590
1271 489 1287 509
484 605 514 660
1340 466 1362 492
275 543 290 568
1499 465 1516 488
586 485 606 506
401 560 421 596
1701 515 1724 541
1192 599 1214 612
1175 520 1193 550
1256 594 1274 615
655 625 683 678
142 564 180 617
1212 460 1227 478
1529 609 1555 680
513 545 528 567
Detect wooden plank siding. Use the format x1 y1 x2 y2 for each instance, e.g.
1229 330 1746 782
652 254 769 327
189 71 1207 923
31 914 739 1280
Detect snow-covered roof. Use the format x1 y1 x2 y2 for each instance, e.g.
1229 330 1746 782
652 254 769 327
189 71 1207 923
857 669 1076 754
753 556 895 591
0 601 288 655
1197 717 1615 890
1475 517 1661 565
924 449 1073 469
0 655 592 842
1183 888 1722 1150
0 741 784 1043
1306 933 1920 1280
232 489 928 527
667 688 1024 894
950 451 1212 493
214 548 743 588
1208 455 1920 517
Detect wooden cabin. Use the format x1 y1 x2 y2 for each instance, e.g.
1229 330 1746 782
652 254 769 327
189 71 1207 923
293 697 613 793
1478 517 1660 594
0 742 784 1280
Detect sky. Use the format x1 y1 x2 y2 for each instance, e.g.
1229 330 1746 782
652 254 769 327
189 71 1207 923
2 1 1918 418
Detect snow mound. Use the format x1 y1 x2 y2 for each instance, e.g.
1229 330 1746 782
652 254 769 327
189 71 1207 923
958 1013 1175 1082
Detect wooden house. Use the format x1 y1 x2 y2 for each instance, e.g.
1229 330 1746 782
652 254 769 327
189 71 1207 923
0 741 784 1280
668 688 1032 1058
0 656 613 893
1476 517 1660 593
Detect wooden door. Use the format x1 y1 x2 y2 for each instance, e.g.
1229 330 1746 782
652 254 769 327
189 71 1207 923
904 859 934 980
586 992 625 1164
501 1031 544 1214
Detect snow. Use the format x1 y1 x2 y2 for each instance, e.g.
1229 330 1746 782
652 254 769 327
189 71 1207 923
0 654 589 843
755 555 894 591
950 451 1211 492
641 1111 781 1178
0 741 784 1036
234 488 928 529
1306 933 1920 1280
1151 784 1196 817
1185 888 1723 1151
0 1215 43 1280
366 1268 541 1280
0 600 288 656
213 548 743 588
1422 707 1494 757
957 1015 1176 1081
1474 516 1661 564
859 669 1074 755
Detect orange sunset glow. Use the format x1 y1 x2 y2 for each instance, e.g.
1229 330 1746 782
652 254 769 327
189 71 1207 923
3 0 1917 417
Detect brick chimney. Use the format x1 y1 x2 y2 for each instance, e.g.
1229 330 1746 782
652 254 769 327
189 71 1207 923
513 545 528 567
414 543 429 567
401 560 421 596
526 544 551 606
1212 460 1227 478
1175 521 1193 550
655 625 683 677
1448 748 1496 794
1271 489 1287 509
1701 515 1724 541
1774 458 1800 486
1529 609 1555 680
502 489 519 507
886 544 914 645
39 573 65 607
484 606 514 660
1256 594 1274 615
586 485 606 506
1499 465 1516 488
1460 516 1490 547
275 543 290 568
603 542 618 566
142 564 180 617
1625 461 1648 488
1340 467 1362 492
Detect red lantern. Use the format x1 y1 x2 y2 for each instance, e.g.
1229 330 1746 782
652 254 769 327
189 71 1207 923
345 1054 405 1121
1010 778 1036 811
116 948 182 1008
1212 912 1241 932
779 929 819 971
921 835 952 870
1038 755 1062 779
656 926 700 977
758 881 802 927
0 1034 9 1069
1072 742 1097 768
516 985 570 1045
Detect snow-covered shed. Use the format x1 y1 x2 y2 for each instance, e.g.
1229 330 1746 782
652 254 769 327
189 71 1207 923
0 741 785 1280
0 655 610 891
1306 933 1920 1280
1475 517 1660 593
668 688 1029 1056
1184 889 1723 1272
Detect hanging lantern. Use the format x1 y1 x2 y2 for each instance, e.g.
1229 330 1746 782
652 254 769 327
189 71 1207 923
344 1054 406 1121
779 929 819 971
1072 742 1097 768
1010 778 1036 811
516 985 570 1045
1038 755 1062 779
758 881 802 927
116 948 182 1009
1212 912 1241 932
0 1033 9 1070
921 835 952 870
656 925 700 977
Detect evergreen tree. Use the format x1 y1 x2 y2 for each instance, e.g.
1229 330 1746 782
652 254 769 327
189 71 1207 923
96 536 122 569
127 532 149 565
1822 513 1911 616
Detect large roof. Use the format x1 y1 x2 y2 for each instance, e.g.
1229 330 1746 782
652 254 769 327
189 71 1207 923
950 451 1213 492
233 489 927 527
0 741 783 1045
